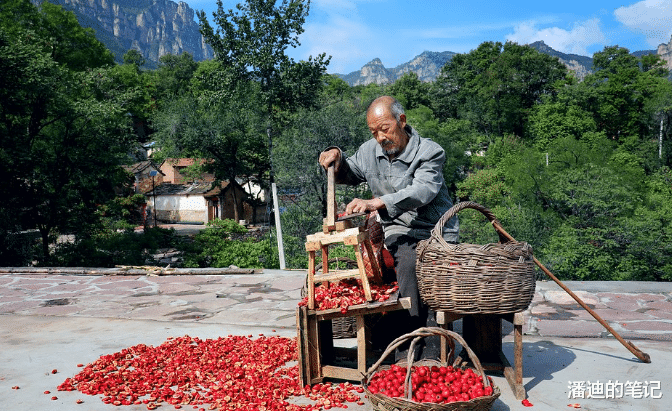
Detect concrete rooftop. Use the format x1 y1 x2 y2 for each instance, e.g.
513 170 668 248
1 268 671 411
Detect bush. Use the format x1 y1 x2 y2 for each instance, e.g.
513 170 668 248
49 227 180 267
181 219 279 268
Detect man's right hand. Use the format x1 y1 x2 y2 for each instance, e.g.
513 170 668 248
318 148 341 171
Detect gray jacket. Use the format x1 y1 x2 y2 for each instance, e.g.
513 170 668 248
333 126 458 242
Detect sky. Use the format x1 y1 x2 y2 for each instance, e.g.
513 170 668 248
186 0 672 74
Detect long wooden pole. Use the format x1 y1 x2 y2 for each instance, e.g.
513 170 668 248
491 221 651 364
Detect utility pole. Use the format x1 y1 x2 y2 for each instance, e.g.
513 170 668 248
150 170 158 227
660 117 664 160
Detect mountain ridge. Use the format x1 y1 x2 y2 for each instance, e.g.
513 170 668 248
32 0 213 68
32 0 669 81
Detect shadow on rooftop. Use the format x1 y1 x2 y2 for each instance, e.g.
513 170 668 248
504 340 576 393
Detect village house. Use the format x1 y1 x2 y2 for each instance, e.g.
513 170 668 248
124 158 268 226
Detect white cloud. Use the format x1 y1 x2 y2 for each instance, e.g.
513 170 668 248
301 16 381 73
614 0 672 47
297 0 391 73
506 18 607 55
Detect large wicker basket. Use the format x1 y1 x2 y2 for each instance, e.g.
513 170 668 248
416 201 536 314
362 327 500 411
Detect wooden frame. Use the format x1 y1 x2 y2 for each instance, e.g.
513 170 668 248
436 311 526 400
297 293 411 385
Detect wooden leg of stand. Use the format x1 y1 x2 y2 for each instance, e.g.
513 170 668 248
307 313 323 383
322 245 329 275
514 312 525 398
297 307 310 386
307 251 316 310
357 315 368 375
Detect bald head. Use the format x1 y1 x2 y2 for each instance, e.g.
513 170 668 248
366 96 409 158
367 96 405 122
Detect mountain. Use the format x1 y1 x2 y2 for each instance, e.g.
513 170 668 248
336 41 666 86
30 1 671 81
527 41 595 81
338 51 456 86
32 0 213 68
657 36 672 71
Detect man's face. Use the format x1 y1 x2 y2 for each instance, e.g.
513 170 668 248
366 105 409 158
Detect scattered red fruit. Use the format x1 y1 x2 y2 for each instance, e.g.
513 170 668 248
51 369 58 374
51 396 58 400
44 390 51 394
76 363 84 367
76 399 84 404
522 398 533 407
57 335 366 410
11 386 19 390
568 404 581 409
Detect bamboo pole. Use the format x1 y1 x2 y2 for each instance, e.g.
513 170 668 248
491 221 651 364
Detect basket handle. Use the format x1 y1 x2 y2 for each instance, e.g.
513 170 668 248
430 201 508 249
364 327 493 401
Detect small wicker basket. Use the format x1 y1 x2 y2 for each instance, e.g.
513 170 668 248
362 327 500 411
416 201 536 314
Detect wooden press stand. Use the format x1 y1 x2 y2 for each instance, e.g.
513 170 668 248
298 165 398 384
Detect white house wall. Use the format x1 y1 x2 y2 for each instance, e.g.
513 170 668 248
151 195 208 223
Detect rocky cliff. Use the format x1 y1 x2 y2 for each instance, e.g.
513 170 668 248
657 36 672 71
339 51 455 86
528 41 594 81
33 0 212 67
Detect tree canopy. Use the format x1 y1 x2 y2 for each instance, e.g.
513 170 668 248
1 0 671 280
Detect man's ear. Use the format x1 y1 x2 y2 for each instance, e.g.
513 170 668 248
398 113 407 128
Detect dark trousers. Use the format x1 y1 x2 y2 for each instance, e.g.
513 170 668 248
369 234 439 360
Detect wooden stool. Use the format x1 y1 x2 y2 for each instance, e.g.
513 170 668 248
437 311 525 400
296 293 411 385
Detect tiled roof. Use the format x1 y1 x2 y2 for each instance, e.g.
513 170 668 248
162 158 210 167
123 161 163 175
150 182 214 196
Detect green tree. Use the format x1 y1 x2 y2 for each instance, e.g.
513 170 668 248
38 1 114 70
108 58 157 142
0 25 135 263
321 74 353 104
197 0 330 183
155 52 198 100
431 41 567 137
123 49 146 68
388 72 431 110
579 46 670 162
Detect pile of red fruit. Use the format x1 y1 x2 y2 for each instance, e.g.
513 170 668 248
366 364 495 404
57 335 363 410
298 278 399 313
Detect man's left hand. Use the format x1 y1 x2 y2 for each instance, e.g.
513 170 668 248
345 198 385 215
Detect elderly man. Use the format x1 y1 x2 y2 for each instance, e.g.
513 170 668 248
319 96 458 350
